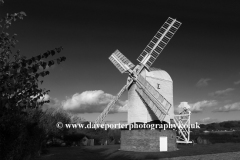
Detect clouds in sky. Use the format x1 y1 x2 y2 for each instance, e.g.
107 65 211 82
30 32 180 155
189 100 218 113
174 102 191 114
62 90 127 113
234 80 240 85
196 78 211 87
196 117 218 124
30 93 50 104
213 102 240 112
35 94 50 102
41 96 62 111
209 88 235 97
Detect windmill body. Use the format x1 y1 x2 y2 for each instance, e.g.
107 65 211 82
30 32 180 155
128 66 174 124
94 17 192 151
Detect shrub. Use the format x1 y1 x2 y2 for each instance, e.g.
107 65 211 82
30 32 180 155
0 1 66 159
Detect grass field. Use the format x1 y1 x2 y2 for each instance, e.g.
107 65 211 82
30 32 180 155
35 143 240 160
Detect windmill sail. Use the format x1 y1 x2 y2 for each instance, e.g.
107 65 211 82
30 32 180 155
95 82 131 124
173 116 189 143
137 17 181 69
137 74 171 113
109 49 135 73
136 87 166 121
173 108 191 143
135 74 172 121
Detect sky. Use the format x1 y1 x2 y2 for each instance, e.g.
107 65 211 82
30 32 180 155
1 0 240 124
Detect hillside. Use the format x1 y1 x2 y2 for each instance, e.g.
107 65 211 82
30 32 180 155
199 120 240 131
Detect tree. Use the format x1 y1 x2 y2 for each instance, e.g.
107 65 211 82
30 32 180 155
0 2 67 159
70 113 86 124
0 4 67 116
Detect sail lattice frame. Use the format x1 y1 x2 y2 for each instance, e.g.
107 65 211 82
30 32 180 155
173 108 192 144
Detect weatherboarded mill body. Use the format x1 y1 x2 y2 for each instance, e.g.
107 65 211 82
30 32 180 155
128 67 174 124
123 67 176 152
95 17 192 152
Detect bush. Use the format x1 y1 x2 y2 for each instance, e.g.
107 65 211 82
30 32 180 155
0 108 45 160
0 2 66 159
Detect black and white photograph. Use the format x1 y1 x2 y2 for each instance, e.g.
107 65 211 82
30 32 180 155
1 0 240 159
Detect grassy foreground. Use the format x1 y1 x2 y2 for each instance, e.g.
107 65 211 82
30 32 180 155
35 143 240 160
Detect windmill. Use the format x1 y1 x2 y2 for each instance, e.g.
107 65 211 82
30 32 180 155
95 17 191 144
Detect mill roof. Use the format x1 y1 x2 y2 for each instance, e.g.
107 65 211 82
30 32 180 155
147 67 172 82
